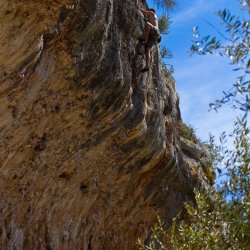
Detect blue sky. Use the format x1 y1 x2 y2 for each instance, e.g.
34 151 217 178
148 0 245 142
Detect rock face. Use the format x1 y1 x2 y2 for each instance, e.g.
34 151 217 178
0 0 214 249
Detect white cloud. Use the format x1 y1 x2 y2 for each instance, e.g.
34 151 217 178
173 0 208 24
172 0 227 25
173 54 239 141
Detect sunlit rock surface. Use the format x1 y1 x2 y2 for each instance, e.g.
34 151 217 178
0 0 214 249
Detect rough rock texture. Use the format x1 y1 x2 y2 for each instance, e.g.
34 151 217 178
0 0 215 249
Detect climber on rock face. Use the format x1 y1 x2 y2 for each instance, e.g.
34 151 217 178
139 8 160 73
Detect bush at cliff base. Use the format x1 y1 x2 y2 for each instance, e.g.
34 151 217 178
138 1 250 248
138 117 250 250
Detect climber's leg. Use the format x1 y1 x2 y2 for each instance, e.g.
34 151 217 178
141 24 155 73
141 47 150 72
144 22 151 43
150 50 153 64
145 46 150 69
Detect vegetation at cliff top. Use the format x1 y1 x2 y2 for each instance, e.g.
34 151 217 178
153 0 176 10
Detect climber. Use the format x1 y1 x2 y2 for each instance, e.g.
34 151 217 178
139 7 160 72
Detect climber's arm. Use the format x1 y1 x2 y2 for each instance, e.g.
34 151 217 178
139 8 149 16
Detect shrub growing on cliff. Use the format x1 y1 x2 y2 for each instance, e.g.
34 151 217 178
158 13 174 77
178 122 199 144
157 13 174 83
158 14 171 35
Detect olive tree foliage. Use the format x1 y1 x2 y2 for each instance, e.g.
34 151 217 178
138 189 249 250
191 0 250 112
214 117 250 204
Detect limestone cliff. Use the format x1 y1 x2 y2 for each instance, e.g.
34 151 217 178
0 0 215 249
